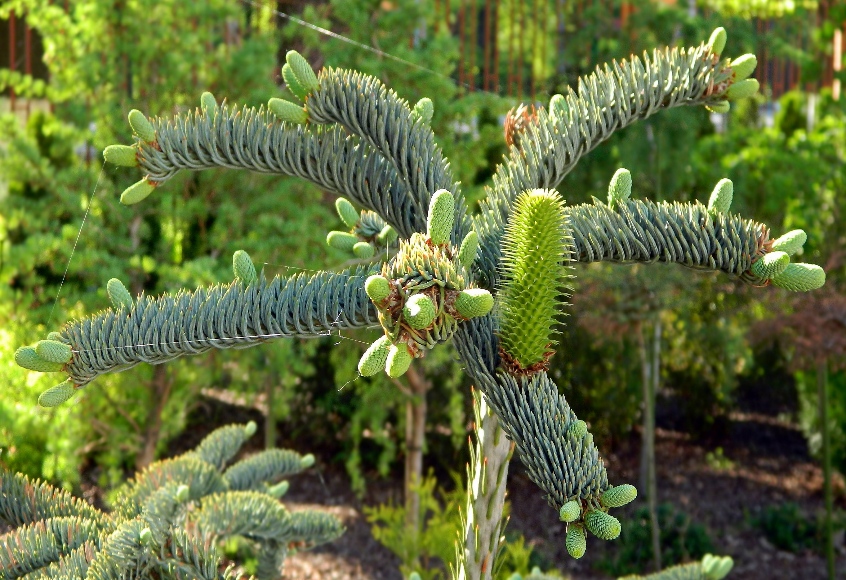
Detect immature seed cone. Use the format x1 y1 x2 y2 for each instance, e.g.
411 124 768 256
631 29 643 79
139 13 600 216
282 63 309 101
267 481 290 498
326 231 359 252
38 380 75 408
353 242 375 259
386 343 413 378
771 263 826 292
35 340 72 364
607 168 632 209
549 94 569 119
412 97 434 124
567 420 588 440
107 278 133 310
751 251 790 279
707 27 727 56
707 178 733 215
103 145 138 167
365 275 391 302
128 109 156 142
403 293 437 329
300 454 316 468
600 484 638 508
120 179 156 205
454 288 494 319
244 421 258 437
559 500 581 523
139 528 153 546
426 189 455 245
457 231 479 269
730 54 757 81
335 197 359 228
565 526 587 559
706 101 731 114
726 78 759 101
233 250 258 285
771 229 806 256
377 225 398 245
358 336 392 377
15 346 65 373
200 91 217 114
286 50 320 94
584 510 621 540
176 485 190 502
268 98 308 124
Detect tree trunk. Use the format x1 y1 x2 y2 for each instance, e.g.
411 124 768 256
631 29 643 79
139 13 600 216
637 321 661 572
135 363 172 471
404 363 429 542
458 388 514 580
818 360 835 580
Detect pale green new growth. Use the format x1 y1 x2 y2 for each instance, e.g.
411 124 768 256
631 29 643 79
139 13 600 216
282 63 309 101
353 241 375 258
286 50 319 94
707 27 727 56
336 197 360 228
35 340 72 364
128 109 156 142
707 101 731 114
268 98 308 124
233 250 258 285
103 144 138 167
565 526 586 559
726 78 759 101
730 54 757 80
201 91 217 114
412 97 434 124
107 278 133 310
568 420 588 440
327 230 359 251
120 179 155 205
377 225 398 244
37 379 75 407
702 554 734 579
365 275 391 302
427 189 455 245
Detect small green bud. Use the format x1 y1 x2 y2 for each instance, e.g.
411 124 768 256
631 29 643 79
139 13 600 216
377 225 398 245
282 63 309 101
707 178 733 215
200 91 217 114
233 250 257 285
403 293 437 329
358 336 392 376
559 500 581 522
702 554 718 574
411 97 434 124
707 27 727 56
139 528 153 546
771 229 806 256
549 94 568 119
335 198 359 228
38 380 75 407
35 340 72 364
712 557 734 579
267 480 289 498
386 343 413 378
771 263 826 292
565 526 586 559
326 231 359 252
107 278 134 310
365 275 392 303
730 54 757 81
47 332 64 342
427 189 455 245
567 420 587 440
127 109 156 142
244 421 257 437
607 168 632 209
454 288 494 319
706 101 731 114
601 484 638 508
458 231 479 269
268 98 308 124
103 145 138 167
726 78 759 101
120 179 156 205
353 241 375 259
286 50 320 94
300 453 315 468
584 510 621 540
175 485 190 502
751 251 790 280
15 346 65 372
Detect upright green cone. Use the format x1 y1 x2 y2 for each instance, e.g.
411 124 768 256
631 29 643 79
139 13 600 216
233 250 258 285
565 526 586 559
607 168 632 209
584 510 621 540
335 198 359 228
128 109 156 142
707 178 733 215
38 380 75 408
286 50 319 94
107 278 133 310
427 189 455 245
600 484 637 508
